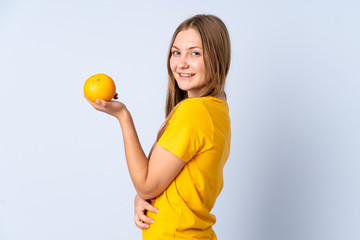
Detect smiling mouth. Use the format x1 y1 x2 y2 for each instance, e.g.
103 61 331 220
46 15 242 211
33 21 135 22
179 73 195 77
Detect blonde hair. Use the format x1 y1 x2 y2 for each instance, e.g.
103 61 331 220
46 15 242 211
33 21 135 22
149 14 231 157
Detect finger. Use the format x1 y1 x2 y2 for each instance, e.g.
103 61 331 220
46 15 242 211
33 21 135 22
84 97 108 113
138 212 154 224
95 99 107 107
135 217 150 230
84 95 98 108
150 198 156 204
84 95 94 104
143 201 159 214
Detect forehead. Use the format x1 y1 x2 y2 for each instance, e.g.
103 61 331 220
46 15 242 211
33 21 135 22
173 28 202 48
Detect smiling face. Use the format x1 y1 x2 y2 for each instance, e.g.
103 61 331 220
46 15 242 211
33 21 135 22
170 28 206 98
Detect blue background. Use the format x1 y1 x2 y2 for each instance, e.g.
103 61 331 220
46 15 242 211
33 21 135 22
0 0 359 239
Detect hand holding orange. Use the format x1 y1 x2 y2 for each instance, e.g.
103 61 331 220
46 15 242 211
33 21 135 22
83 73 116 103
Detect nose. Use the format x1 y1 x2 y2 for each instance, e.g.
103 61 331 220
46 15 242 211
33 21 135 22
178 55 189 69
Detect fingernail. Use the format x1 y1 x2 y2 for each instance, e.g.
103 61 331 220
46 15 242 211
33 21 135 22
150 220 154 224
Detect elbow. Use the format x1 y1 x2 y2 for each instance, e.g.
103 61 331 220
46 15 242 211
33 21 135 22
137 189 158 200
137 192 155 200
136 184 160 200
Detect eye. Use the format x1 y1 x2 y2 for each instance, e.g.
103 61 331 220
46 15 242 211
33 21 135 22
192 52 200 56
172 51 180 55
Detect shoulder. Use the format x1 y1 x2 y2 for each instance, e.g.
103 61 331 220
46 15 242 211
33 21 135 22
173 96 228 118
158 98 215 162
171 97 211 122
176 97 207 111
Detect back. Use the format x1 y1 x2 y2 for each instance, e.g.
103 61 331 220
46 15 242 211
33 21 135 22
143 96 231 240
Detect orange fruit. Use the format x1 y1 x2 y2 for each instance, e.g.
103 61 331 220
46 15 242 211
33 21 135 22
84 73 116 103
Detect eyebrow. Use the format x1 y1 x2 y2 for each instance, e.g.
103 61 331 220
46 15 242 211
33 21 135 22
172 45 202 50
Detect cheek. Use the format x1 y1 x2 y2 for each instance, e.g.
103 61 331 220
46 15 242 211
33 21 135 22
194 60 205 76
195 61 206 84
169 57 177 73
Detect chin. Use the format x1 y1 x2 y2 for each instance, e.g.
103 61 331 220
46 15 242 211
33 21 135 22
175 82 189 91
178 85 191 92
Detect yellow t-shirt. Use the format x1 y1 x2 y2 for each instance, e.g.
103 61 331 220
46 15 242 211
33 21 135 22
143 96 231 240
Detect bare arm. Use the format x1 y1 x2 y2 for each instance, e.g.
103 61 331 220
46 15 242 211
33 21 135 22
85 96 185 199
117 107 185 199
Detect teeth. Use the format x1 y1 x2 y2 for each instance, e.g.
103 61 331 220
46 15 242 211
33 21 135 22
180 73 194 77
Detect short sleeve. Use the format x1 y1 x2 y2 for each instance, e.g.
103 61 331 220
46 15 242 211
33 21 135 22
157 99 214 162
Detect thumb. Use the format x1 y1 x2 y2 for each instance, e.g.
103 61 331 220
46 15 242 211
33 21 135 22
95 99 107 107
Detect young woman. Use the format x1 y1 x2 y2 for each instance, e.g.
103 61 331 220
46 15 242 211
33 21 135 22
86 14 231 240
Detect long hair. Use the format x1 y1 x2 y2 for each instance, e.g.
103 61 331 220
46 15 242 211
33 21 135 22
149 14 231 157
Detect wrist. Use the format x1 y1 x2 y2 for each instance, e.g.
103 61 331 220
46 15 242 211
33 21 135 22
115 106 130 122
